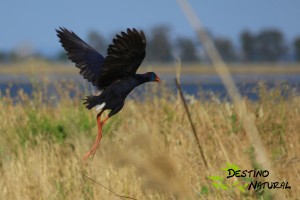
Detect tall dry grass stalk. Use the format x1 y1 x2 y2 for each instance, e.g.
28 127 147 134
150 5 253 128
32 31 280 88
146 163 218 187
176 1 287 199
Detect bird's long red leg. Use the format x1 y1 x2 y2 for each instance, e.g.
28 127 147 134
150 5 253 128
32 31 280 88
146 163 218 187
82 110 109 161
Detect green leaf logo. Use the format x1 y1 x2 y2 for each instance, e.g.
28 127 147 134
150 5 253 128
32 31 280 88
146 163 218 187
220 183 228 190
208 176 223 181
238 185 246 193
212 182 220 189
209 163 249 193
232 180 239 187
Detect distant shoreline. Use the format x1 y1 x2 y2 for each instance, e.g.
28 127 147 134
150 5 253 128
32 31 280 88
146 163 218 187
1 60 300 76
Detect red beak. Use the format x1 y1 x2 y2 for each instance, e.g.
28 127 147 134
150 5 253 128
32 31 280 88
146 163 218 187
155 75 160 82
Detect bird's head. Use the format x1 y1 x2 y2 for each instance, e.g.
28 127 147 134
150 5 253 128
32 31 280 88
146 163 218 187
145 72 160 82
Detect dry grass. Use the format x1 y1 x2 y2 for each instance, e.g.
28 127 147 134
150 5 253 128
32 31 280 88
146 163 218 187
0 79 300 199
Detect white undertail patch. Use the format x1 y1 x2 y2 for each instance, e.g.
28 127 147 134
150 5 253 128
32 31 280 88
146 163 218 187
95 102 106 112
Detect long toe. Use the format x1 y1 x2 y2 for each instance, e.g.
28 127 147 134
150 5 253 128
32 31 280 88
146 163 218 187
82 135 102 160
82 112 105 161
82 120 103 161
82 145 97 161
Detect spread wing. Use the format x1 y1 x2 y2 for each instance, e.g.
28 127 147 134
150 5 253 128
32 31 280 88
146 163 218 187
56 27 104 86
96 28 146 88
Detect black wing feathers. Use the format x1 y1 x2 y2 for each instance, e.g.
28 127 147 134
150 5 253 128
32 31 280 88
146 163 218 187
56 27 146 89
97 28 146 88
56 27 104 86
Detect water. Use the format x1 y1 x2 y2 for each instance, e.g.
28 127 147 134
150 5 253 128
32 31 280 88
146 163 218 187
0 74 300 101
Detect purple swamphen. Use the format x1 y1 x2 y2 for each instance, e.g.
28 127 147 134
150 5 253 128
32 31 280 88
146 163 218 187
56 27 160 160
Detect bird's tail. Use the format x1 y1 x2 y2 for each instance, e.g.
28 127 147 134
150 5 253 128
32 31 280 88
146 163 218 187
83 95 103 110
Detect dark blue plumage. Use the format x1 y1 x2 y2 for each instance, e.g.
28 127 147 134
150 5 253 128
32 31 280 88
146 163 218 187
56 27 159 160
84 72 158 117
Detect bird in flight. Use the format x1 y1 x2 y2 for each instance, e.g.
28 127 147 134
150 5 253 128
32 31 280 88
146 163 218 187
56 27 160 160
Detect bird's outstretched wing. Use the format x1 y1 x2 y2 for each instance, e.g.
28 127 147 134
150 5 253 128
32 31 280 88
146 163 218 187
56 27 104 86
97 28 146 88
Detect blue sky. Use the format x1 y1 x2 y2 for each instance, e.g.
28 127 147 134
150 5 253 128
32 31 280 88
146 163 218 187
1 1 300 55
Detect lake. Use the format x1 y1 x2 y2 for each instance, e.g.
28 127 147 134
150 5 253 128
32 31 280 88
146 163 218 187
0 74 299 101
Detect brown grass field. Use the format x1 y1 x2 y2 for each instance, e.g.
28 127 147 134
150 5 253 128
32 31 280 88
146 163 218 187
0 61 300 199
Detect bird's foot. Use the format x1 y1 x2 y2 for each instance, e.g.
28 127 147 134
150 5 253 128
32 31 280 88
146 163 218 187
82 113 110 161
82 128 102 161
82 114 103 161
